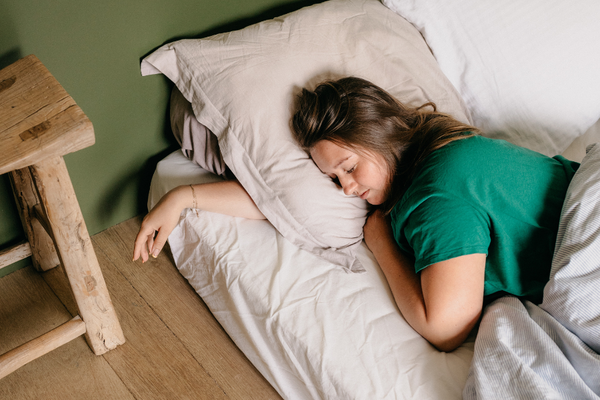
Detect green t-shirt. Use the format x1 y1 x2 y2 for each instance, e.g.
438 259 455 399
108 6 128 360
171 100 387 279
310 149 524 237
390 135 579 302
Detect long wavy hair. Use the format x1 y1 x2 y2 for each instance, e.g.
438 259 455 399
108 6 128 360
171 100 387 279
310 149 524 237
291 77 479 214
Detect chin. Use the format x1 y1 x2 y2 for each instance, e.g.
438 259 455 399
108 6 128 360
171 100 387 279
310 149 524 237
367 198 383 206
366 192 389 206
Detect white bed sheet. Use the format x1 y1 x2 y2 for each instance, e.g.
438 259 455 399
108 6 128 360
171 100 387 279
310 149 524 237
148 119 600 399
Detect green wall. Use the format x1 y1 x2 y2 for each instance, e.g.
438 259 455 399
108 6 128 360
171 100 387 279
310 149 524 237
0 0 319 277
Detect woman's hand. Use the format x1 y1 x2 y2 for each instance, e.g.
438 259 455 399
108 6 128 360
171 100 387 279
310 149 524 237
132 180 265 263
133 186 189 262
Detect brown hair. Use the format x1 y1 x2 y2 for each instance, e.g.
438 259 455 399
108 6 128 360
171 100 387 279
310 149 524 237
291 77 479 214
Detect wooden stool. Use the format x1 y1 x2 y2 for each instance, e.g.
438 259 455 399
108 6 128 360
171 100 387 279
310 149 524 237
0 55 125 379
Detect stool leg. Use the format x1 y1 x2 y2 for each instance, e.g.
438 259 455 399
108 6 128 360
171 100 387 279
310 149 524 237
29 156 125 355
10 168 61 272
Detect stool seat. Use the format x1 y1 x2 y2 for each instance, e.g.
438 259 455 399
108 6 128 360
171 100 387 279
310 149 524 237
0 55 94 175
0 55 124 379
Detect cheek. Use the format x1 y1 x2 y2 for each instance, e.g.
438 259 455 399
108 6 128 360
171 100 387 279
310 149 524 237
370 164 390 189
377 163 392 190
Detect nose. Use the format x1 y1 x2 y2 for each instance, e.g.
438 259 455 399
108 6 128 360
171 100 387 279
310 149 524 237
338 175 357 196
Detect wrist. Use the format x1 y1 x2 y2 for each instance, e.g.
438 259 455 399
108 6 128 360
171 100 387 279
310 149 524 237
168 185 195 210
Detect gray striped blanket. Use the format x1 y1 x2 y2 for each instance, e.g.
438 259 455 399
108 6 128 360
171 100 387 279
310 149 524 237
464 143 600 400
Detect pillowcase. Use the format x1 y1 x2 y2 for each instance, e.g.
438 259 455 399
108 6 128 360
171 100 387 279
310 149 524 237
170 86 227 177
140 0 471 272
382 0 600 156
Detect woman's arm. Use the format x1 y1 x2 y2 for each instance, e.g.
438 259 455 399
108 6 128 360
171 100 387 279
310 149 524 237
364 210 485 352
133 180 265 263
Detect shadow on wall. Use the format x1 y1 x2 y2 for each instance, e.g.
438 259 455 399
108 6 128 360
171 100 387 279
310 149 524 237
99 147 179 223
130 0 326 218
0 48 23 70
95 98 178 223
132 106 177 217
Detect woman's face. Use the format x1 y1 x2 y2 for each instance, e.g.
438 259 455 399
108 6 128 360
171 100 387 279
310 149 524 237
310 140 390 205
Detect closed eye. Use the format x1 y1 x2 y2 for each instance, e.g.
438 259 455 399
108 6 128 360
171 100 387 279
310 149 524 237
328 175 341 187
346 165 356 174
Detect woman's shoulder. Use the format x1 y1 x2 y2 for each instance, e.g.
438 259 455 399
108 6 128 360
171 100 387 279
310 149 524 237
413 135 496 181
393 136 539 213
394 134 572 216
425 134 554 174
438 135 525 157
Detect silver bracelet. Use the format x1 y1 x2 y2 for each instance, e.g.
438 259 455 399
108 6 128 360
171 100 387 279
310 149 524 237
190 184 199 216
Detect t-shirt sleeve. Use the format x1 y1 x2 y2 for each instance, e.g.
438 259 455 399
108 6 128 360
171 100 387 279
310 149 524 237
402 194 491 273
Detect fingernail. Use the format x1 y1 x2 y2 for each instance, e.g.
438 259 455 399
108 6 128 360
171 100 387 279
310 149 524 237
152 250 159 258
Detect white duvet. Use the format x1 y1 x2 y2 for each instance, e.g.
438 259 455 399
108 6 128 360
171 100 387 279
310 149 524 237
149 151 474 400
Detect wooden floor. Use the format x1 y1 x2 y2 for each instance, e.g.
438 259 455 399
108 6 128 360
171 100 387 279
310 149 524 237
0 217 281 400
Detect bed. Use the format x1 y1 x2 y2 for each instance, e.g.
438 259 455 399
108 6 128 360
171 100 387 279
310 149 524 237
140 0 600 398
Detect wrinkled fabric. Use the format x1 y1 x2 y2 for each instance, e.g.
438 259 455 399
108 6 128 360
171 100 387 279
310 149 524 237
149 150 474 400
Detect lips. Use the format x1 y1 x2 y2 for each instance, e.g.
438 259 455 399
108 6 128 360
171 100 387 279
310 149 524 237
359 189 370 200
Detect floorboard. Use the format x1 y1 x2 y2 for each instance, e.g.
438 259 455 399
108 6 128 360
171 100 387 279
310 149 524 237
0 267 133 400
0 216 280 399
105 218 280 400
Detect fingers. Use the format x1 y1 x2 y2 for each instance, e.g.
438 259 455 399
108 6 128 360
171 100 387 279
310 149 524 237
133 234 148 263
147 233 155 257
132 222 172 262
149 228 169 259
133 224 156 263
132 190 183 262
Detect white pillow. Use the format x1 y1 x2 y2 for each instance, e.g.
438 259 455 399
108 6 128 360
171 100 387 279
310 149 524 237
140 0 471 272
382 0 600 156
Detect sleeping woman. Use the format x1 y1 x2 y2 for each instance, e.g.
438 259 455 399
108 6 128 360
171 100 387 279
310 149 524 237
133 77 579 352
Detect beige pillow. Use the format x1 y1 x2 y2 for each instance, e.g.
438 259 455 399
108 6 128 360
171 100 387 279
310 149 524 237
170 86 227 177
141 0 471 272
